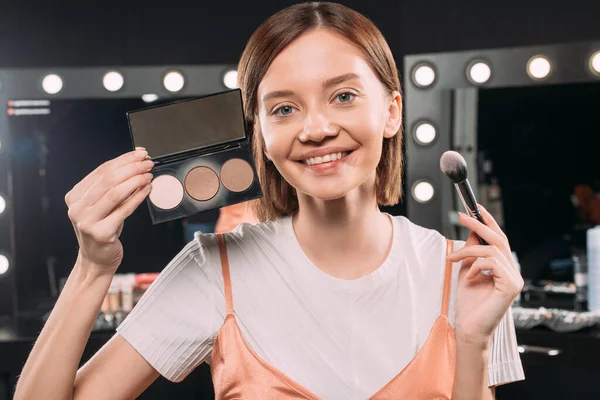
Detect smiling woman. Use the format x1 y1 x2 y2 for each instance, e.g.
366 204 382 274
14 2 523 400
238 8 404 220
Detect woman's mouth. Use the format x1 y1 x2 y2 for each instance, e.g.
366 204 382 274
303 151 349 166
298 151 353 174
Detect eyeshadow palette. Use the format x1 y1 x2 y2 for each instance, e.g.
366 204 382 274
127 89 263 224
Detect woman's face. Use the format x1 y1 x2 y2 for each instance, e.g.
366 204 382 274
256 29 402 202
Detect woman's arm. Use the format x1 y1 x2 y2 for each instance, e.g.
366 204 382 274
452 340 495 400
14 255 159 400
15 149 160 399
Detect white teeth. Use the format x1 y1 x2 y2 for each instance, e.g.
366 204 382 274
304 151 348 166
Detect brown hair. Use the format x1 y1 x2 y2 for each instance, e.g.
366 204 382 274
238 1 403 221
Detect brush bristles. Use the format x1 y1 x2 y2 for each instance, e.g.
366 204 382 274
440 151 468 183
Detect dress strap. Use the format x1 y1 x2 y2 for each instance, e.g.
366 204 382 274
216 233 234 316
441 239 455 317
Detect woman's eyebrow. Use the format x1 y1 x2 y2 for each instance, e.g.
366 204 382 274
262 90 294 104
322 73 361 89
261 73 362 104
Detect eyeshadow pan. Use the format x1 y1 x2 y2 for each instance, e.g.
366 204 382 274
149 175 184 210
220 158 254 192
185 166 220 201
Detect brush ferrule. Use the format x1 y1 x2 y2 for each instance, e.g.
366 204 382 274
454 180 479 217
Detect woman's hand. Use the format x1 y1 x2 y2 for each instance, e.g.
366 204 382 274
65 148 154 275
447 205 524 348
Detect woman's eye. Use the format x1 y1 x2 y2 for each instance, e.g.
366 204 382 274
335 92 355 103
274 105 294 116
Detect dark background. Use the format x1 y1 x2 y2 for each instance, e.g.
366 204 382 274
477 82 600 282
1 1 600 399
1 0 598 69
8 99 189 311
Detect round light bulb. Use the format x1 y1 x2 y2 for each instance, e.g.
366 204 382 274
142 94 159 103
0 255 8 275
223 70 238 89
0 195 5 215
527 56 552 80
103 71 124 92
468 61 491 84
414 123 436 145
412 181 435 203
163 71 185 92
42 74 63 94
590 51 600 75
413 64 436 87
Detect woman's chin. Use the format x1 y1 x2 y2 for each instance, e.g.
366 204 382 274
296 185 354 202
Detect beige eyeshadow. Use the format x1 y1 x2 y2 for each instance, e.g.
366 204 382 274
149 175 184 210
220 158 254 193
185 166 220 201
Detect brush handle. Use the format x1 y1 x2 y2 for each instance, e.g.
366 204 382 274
470 207 489 246
454 180 493 275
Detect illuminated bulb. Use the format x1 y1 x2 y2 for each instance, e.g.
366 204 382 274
0 195 5 214
590 51 600 75
42 74 63 94
142 94 159 103
468 61 491 84
163 71 185 92
414 123 436 145
0 254 8 275
412 181 435 203
223 70 238 89
413 64 436 87
103 71 124 92
527 56 551 80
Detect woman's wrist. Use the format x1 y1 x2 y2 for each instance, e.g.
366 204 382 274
75 251 119 281
455 328 492 352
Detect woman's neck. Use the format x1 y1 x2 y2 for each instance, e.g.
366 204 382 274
292 179 393 280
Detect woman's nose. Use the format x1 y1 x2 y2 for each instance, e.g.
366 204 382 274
299 110 338 143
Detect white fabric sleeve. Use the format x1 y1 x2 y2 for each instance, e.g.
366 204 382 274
487 306 525 387
116 233 225 382
448 240 525 387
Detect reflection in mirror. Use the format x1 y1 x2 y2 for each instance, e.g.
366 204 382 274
476 82 600 305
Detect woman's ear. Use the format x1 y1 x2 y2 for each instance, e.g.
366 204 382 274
383 91 402 139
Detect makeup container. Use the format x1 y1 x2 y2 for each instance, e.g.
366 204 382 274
127 89 262 224
108 277 121 315
133 273 159 306
120 273 136 314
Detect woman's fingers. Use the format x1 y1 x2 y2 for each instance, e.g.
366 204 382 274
65 149 148 207
448 244 513 269
464 257 503 280
81 158 154 208
465 257 524 296
478 205 508 241
87 172 153 222
458 211 509 251
100 183 152 234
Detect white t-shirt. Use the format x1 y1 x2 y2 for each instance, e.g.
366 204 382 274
117 215 525 399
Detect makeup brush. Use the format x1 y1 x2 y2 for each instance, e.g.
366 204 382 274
440 150 488 246
441 151 493 275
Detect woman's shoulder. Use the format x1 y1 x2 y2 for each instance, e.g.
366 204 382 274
389 214 465 265
193 218 289 256
391 214 445 246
